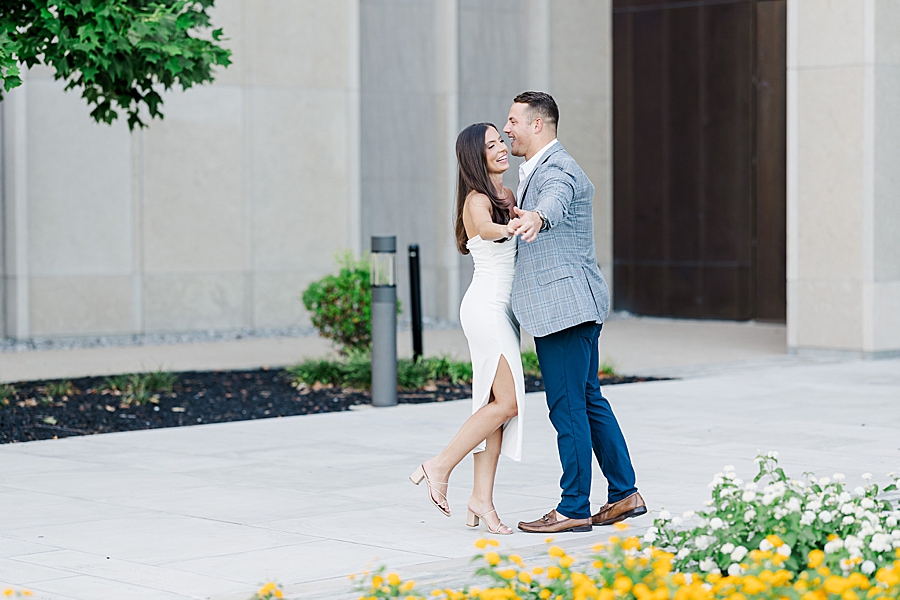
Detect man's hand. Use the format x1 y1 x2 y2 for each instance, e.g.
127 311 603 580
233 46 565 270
509 207 543 243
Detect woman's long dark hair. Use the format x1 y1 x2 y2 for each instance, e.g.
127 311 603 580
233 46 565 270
454 123 513 255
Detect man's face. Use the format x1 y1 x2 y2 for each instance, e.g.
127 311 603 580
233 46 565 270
503 103 534 158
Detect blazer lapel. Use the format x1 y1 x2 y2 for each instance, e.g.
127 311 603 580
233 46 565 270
521 143 565 209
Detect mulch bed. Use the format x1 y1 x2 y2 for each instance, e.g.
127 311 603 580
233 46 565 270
0 369 665 444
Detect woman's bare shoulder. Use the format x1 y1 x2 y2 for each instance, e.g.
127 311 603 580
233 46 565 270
464 191 492 208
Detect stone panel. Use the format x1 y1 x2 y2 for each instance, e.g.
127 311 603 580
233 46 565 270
792 280 863 350
795 67 864 281
250 89 350 272
874 66 900 281
873 282 900 352
361 0 434 94
143 273 247 332
876 0 900 65
30 276 132 337
253 272 318 328
142 86 246 274
795 0 865 68
251 0 350 89
207 0 247 87
26 79 132 277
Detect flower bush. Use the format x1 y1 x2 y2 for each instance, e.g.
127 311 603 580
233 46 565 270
649 453 900 578
350 529 900 600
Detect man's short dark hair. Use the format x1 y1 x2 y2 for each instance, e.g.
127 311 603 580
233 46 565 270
513 91 559 131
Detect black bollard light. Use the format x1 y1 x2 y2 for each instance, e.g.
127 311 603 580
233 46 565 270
408 244 423 361
371 236 397 407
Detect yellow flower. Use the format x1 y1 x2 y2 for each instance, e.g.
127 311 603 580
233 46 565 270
487 539 500 547
273 591 283 599
387 573 401 586
614 576 633 593
841 590 858 600
608 536 621 545
547 566 562 579
652 588 670 600
518 572 532 584
259 583 276 594
593 560 604 568
823 576 850 595
402 580 416 591
2 591 11 598
549 546 566 557
741 576 766 595
499 568 517 579
599 589 616 600
540 591 552 600
614 522 630 531
807 549 825 569
545 537 555 543
475 538 489 549
509 554 524 566
372 575 384 588
593 543 605 552
632 583 652 599
621 537 642 551
485 552 501 566
765 534 783 547
533 566 544 575
560 555 574 568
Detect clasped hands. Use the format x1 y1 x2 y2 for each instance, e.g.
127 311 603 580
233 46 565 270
507 207 543 243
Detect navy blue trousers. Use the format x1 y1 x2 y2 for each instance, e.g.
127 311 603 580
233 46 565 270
533 322 638 519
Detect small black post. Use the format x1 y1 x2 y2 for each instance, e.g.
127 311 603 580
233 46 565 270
408 244 423 361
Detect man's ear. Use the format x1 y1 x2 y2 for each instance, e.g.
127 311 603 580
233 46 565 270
533 118 543 134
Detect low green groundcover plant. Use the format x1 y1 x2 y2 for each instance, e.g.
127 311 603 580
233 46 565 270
289 353 473 391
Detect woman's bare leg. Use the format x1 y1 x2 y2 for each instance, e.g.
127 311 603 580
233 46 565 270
422 356 517 514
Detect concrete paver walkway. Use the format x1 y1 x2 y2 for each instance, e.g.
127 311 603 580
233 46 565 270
1 354 898 599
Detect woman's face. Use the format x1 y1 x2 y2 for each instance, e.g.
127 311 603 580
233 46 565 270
484 127 509 175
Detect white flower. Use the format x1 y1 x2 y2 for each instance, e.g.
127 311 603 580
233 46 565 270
800 511 816 526
776 544 791 557
742 490 757 502
839 492 852 503
834 473 846 481
824 538 844 554
845 536 863 551
733 478 744 487
683 573 693 585
774 507 787 520
870 533 892 553
862 473 873 481
727 563 743 576
786 497 802 513
683 511 695 519
710 517 725 530
767 451 779 459
703 500 714 507
762 494 777 506
759 539 773 552
731 546 748 562
807 499 822 512
699 558 718 572
721 543 735 554
695 536 710 551
672 516 684 526
886 516 898 528
658 510 672 521
819 510 834 523
819 477 831 486
676 548 691 559
842 516 855 526
861 498 875 509
854 486 866 496
744 482 758 491
744 509 756 523
862 561 877 575
841 503 855 515
643 531 658 544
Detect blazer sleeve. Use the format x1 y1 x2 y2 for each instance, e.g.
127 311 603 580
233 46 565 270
532 164 576 229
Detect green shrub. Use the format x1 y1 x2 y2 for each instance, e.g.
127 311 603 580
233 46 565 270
0 383 15 406
521 350 618 378
302 253 373 353
288 354 474 391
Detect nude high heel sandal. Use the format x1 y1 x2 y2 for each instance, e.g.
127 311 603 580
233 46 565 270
467 508 513 535
410 465 451 517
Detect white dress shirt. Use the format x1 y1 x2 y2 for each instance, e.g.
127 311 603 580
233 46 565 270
516 138 559 202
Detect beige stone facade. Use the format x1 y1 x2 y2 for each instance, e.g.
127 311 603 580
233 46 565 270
2 0 898 357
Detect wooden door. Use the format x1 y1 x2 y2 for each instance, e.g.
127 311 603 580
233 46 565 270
612 0 786 321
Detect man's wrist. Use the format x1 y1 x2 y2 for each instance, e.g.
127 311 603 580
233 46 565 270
534 209 548 231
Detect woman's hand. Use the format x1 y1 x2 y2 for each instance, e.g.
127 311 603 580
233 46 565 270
508 207 543 243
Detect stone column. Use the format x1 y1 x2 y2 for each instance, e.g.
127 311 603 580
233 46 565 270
787 0 900 357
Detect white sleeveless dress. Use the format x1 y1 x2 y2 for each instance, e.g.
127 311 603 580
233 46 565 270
459 235 525 461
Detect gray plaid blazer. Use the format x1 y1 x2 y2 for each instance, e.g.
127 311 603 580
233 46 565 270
511 143 610 338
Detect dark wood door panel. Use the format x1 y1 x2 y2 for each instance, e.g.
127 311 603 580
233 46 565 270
612 0 786 322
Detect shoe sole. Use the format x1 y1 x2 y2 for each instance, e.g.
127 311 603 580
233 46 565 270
518 524 593 533
593 505 648 526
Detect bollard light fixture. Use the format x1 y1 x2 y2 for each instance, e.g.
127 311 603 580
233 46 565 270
370 236 397 407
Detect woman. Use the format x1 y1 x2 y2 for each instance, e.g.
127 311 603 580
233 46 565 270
410 123 525 535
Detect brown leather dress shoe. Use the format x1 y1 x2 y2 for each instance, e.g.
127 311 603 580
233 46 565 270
591 492 647 526
518 509 592 533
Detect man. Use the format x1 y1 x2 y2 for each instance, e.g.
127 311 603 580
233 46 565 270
504 91 646 533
